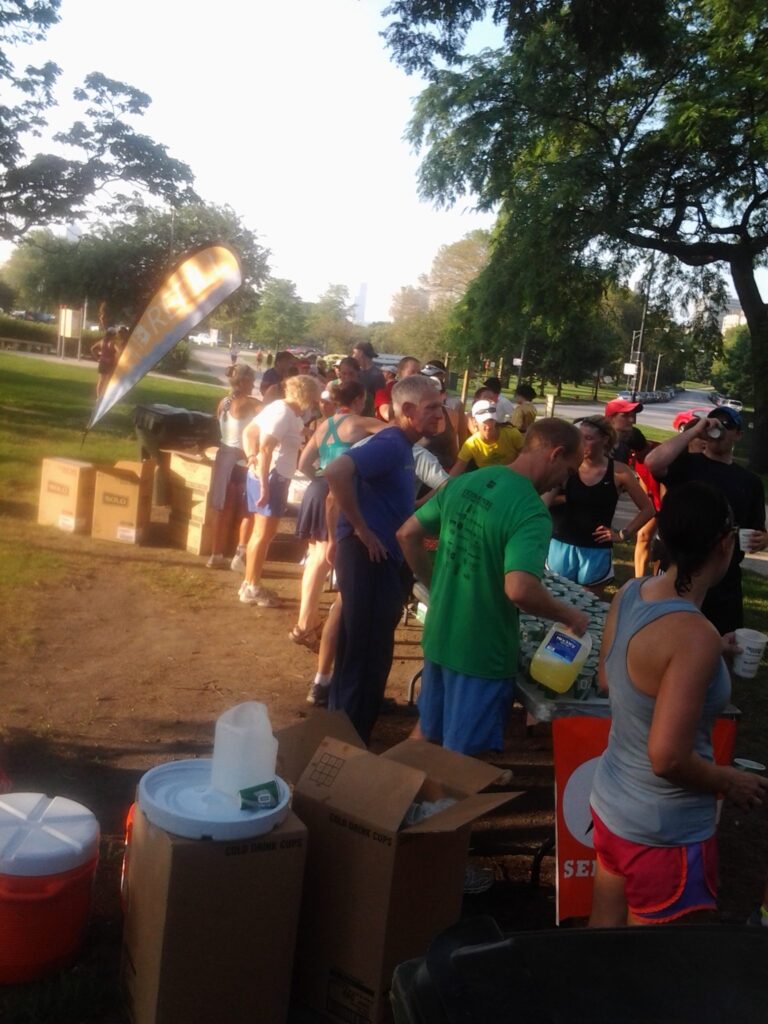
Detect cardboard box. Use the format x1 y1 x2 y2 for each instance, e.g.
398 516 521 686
279 714 519 1024
166 450 215 493
38 457 97 533
122 807 307 1024
91 460 154 544
169 482 210 523
168 514 214 557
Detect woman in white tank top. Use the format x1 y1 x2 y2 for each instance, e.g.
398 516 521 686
206 363 261 569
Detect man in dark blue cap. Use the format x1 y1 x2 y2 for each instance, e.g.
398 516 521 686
646 405 766 634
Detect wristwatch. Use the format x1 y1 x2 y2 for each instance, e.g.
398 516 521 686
618 528 630 542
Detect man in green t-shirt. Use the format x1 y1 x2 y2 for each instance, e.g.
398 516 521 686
397 419 590 755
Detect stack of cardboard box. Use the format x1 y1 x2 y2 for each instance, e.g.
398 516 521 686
121 712 519 1024
38 458 98 534
38 457 155 545
165 451 216 557
91 461 155 545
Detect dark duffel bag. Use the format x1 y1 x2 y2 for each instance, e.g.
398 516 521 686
391 915 768 1024
132 404 220 450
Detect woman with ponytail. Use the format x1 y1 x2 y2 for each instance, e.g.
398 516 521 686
589 481 768 926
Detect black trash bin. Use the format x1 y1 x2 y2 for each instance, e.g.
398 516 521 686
391 916 768 1024
132 404 220 505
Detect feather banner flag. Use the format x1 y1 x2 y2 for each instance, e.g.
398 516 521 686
87 244 242 431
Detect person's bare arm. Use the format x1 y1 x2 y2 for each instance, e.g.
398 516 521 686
592 463 655 543
504 571 589 635
645 418 708 478
448 458 468 478
255 435 278 508
648 627 768 810
325 493 339 566
396 515 434 588
298 434 320 479
324 454 387 561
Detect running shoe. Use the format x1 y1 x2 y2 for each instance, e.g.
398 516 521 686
205 553 227 569
239 584 280 607
306 682 330 707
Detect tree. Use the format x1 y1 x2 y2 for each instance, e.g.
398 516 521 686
418 229 490 304
384 0 768 467
304 284 356 351
250 278 307 349
2 202 269 324
390 285 429 321
0 1 195 240
711 325 753 404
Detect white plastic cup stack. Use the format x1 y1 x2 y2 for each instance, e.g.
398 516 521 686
738 529 757 552
211 701 278 803
733 628 768 680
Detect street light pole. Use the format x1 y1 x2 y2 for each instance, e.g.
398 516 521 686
630 257 656 399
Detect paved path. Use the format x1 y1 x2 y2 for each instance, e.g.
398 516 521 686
613 495 768 578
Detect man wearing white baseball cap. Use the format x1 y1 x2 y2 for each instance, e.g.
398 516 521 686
448 399 523 476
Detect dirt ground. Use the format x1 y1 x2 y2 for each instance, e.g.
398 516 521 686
1 511 767 1022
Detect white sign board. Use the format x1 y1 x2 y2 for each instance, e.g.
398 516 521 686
623 362 637 375
59 308 83 338
512 357 522 367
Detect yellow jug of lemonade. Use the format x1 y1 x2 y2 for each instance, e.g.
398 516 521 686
530 625 592 693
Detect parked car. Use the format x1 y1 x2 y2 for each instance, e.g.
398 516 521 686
720 397 743 411
672 407 714 431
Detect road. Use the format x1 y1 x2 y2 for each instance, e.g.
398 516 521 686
536 386 715 435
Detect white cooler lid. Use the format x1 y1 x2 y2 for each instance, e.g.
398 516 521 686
0 793 100 877
137 758 291 840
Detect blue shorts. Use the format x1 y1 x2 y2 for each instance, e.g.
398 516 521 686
246 468 290 518
547 539 613 586
417 659 515 755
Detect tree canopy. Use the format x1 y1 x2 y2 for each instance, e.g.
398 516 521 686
0 0 195 240
383 0 768 465
3 202 269 323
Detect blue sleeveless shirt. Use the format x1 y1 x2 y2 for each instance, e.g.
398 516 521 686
590 578 730 845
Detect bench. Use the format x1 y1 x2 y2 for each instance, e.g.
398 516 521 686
0 336 57 354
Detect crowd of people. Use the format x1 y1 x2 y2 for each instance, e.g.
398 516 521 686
200 345 768 927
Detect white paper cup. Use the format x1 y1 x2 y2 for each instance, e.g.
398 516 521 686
733 628 768 679
739 529 756 552
733 757 767 773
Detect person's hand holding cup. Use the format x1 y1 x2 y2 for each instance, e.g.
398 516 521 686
733 628 768 679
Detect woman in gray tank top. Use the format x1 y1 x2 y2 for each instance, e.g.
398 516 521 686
589 481 768 927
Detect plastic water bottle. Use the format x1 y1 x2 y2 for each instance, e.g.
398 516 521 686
530 625 593 693
211 702 278 802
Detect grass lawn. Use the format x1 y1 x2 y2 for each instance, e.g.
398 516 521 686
0 353 226 632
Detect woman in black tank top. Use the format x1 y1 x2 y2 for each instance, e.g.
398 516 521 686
548 416 654 592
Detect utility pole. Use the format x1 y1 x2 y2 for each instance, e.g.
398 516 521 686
652 353 662 390
629 257 656 399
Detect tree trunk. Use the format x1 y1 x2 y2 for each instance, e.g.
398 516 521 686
729 257 768 472
592 369 600 401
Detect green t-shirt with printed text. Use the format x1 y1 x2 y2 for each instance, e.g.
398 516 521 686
415 466 551 678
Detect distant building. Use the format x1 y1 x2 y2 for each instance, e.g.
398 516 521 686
721 295 746 334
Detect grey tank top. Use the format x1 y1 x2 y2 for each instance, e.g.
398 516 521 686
590 577 730 845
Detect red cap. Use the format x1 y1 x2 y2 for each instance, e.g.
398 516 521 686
605 399 643 417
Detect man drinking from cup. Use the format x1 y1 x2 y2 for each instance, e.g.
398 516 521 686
646 406 766 634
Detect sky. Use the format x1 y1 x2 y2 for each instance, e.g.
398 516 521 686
4 0 499 322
